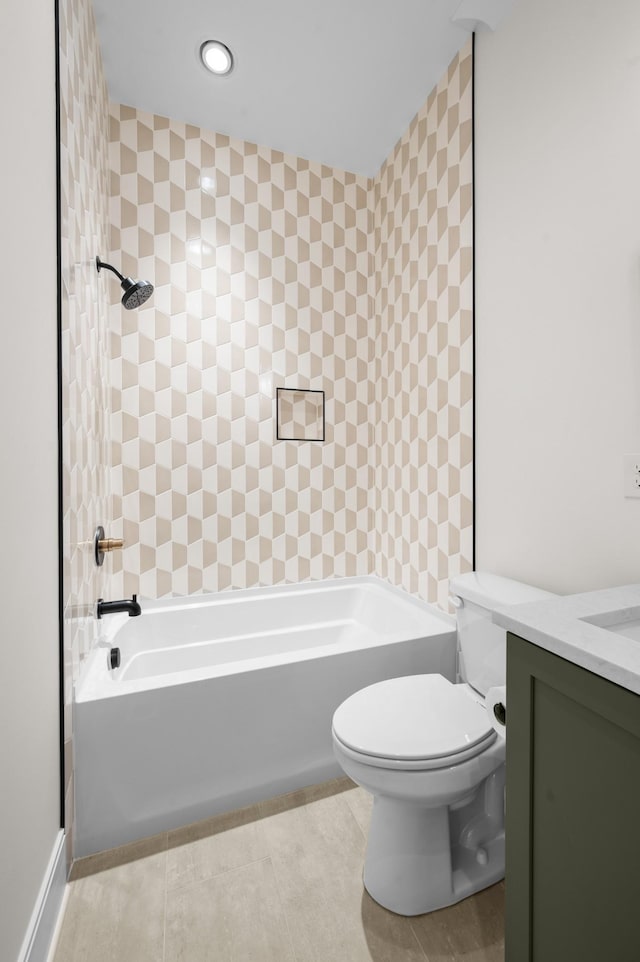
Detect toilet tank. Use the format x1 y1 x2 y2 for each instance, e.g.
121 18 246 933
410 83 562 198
449 572 555 696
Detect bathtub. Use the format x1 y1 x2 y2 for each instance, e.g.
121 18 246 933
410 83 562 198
74 576 456 857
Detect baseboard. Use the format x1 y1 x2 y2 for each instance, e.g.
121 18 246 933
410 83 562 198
17 830 67 962
44 886 69 962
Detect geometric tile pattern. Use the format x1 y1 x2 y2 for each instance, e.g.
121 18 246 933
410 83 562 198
108 106 375 598
107 43 472 606
372 41 474 610
59 0 111 863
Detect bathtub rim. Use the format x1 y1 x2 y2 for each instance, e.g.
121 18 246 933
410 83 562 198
101 574 453 619
78 575 455 703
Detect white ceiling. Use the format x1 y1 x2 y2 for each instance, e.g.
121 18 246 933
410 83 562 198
92 1 485 176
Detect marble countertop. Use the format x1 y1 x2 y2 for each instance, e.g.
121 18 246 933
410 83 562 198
493 584 640 695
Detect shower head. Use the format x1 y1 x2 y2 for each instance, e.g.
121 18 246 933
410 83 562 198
120 277 154 310
96 256 154 310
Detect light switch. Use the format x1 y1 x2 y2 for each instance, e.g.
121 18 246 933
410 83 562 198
623 454 640 498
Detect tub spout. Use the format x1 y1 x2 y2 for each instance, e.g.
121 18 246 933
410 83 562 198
96 595 141 619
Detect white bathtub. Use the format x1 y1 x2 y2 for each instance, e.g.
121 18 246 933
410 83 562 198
74 576 455 856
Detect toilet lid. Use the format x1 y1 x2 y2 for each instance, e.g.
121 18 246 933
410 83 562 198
332 674 493 761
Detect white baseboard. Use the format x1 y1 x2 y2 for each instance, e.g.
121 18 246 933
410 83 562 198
17 830 67 962
44 886 69 962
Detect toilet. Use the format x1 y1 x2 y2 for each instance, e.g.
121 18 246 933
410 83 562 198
331 572 554 916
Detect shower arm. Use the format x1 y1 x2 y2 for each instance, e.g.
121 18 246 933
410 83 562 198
96 254 154 310
96 256 125 282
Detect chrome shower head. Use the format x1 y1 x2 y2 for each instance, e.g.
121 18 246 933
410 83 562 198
96 256 154 310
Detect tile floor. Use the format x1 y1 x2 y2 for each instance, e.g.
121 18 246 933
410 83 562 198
52 778 504 962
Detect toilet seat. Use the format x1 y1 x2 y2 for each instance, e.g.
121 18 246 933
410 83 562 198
332 674 496 771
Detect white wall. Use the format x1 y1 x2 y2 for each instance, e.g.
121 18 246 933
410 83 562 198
475 0 640 593
0 0 61 957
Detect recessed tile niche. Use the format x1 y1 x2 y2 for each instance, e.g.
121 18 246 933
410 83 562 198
276 388 325 442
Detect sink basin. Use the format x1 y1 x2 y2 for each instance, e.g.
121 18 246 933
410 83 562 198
581 606 640 642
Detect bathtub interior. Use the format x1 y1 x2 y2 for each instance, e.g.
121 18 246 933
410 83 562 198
82 577 454 695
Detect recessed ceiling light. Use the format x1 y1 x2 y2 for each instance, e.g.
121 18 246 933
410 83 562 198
200 40 234 76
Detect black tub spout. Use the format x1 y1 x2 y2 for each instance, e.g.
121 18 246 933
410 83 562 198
96 594 141 619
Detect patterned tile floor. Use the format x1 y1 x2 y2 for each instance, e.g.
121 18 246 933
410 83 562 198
52 778 504 962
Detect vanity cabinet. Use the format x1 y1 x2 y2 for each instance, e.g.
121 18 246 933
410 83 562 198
505 633 640 962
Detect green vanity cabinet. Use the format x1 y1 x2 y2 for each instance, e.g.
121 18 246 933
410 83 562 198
505 632 640 962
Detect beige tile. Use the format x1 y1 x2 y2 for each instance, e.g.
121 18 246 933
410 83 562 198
53 848 166 962
53 777 503 962
410 882 505 962
257 776 355 818
104 40 474 608
259 788 365 898
343 784 374 837
166 801 269 890
164 857 295 962
70 832 168 880
259 784 426 962
359 891 430 961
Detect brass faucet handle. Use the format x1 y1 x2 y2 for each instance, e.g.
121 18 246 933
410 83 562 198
94 525 125 566
98 538 125 552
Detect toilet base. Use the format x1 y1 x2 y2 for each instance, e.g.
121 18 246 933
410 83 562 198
363 795 505 916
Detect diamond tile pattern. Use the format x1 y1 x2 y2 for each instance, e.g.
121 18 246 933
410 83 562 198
59 0 111 862
109 108 375 598
60 0 111 671
373 45 474 610
108 42 473 605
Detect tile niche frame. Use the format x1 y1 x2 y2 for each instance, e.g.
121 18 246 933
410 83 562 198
276 387 326 442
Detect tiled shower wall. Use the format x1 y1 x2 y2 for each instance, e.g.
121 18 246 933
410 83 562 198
58 0 111 861
373 44 474 609
107 40 473 606
108 110 375 598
